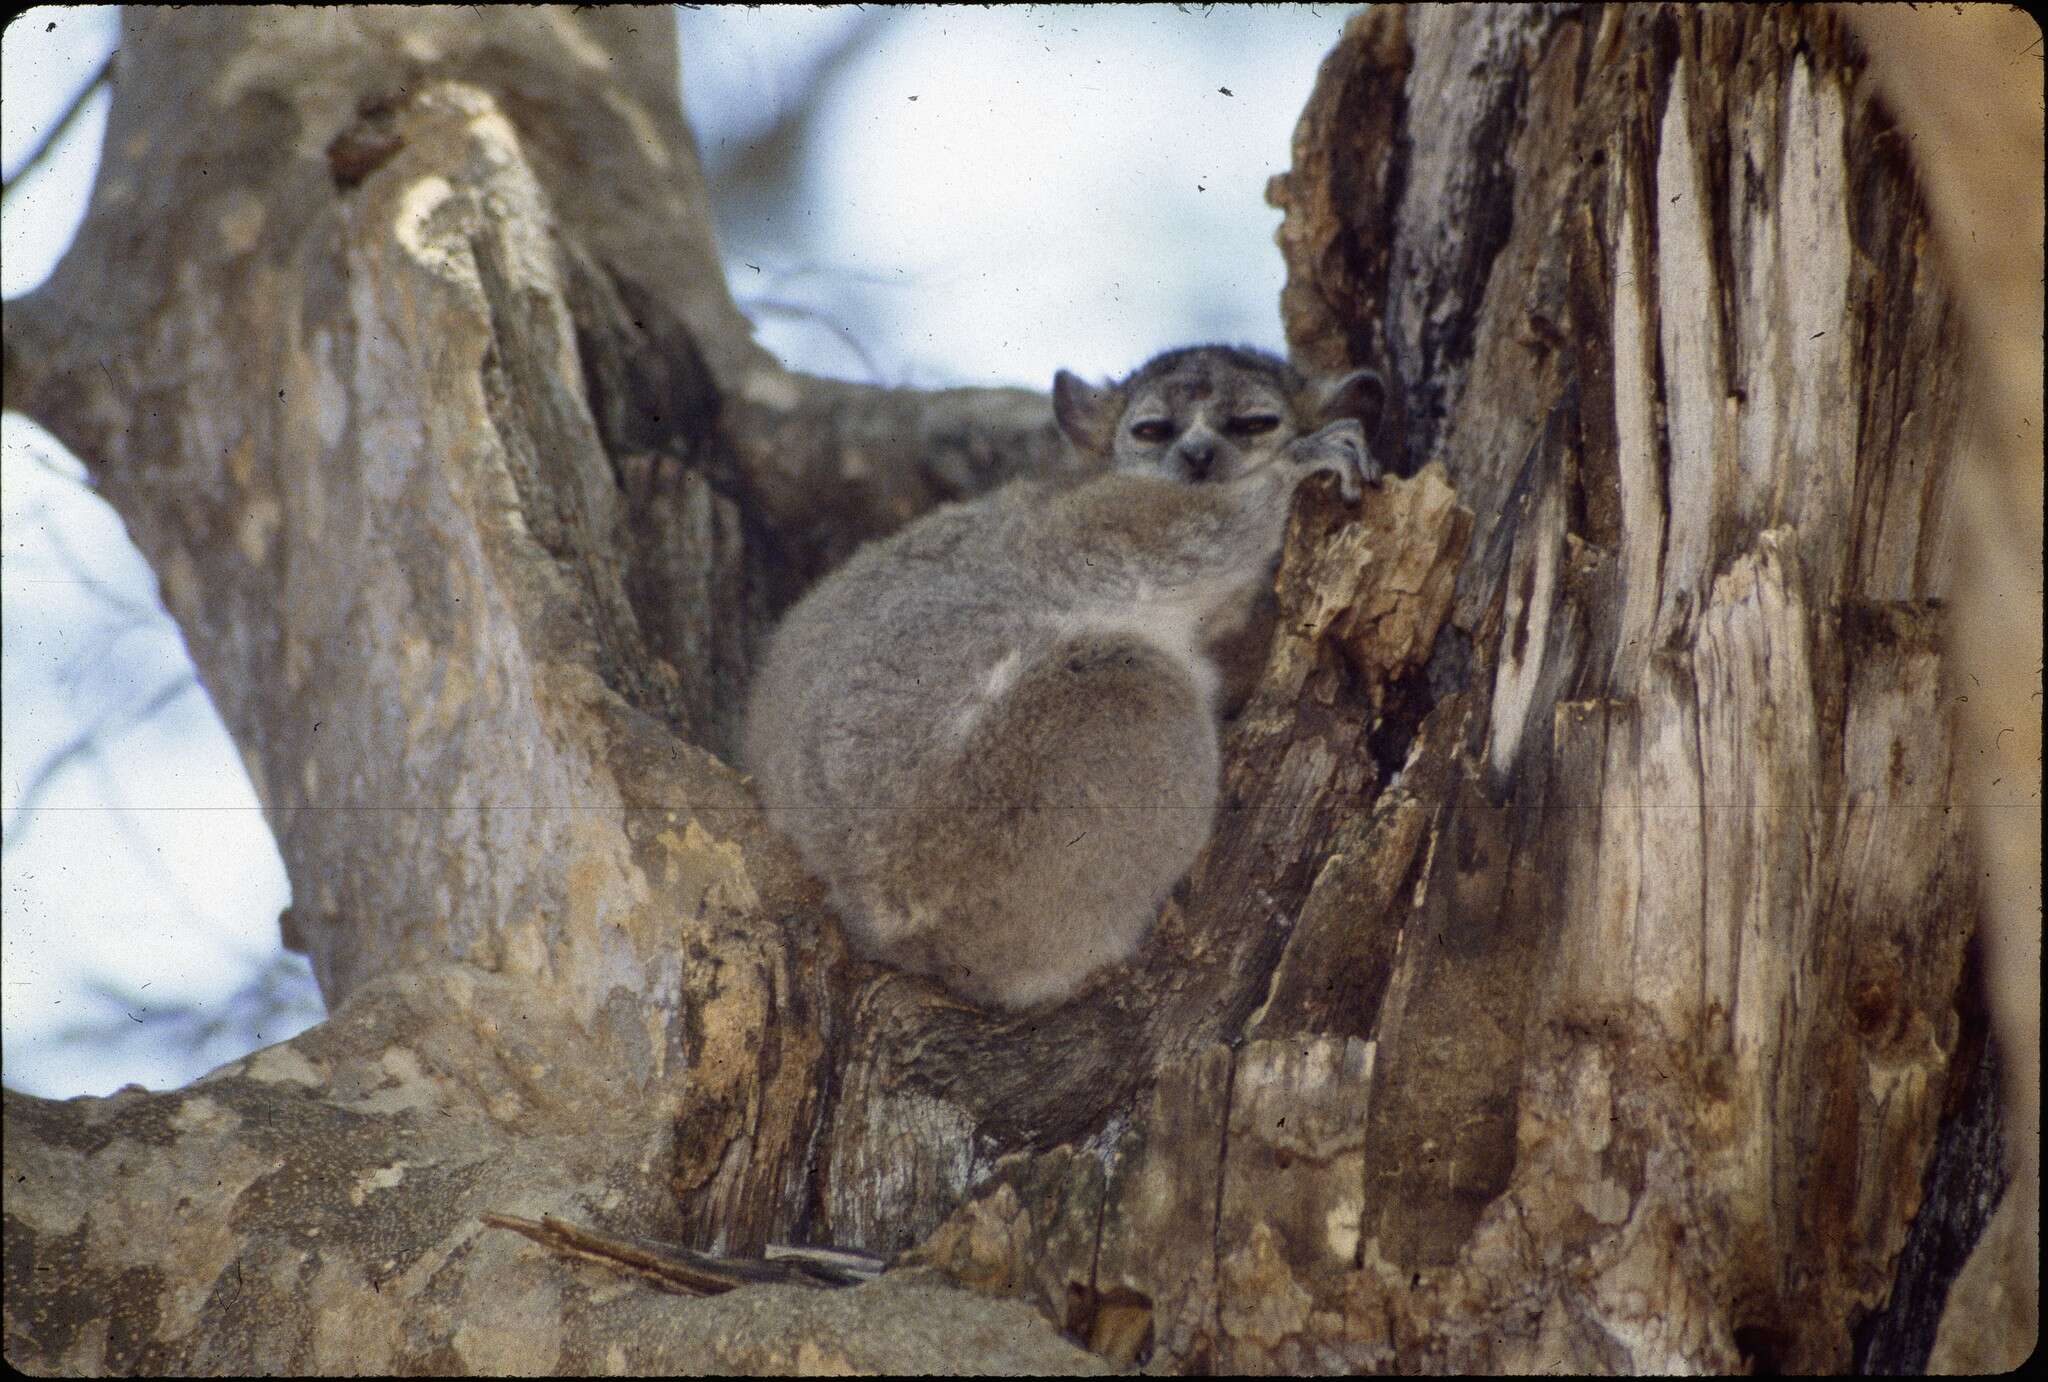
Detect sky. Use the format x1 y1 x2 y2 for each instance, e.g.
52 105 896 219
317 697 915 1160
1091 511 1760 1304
0 4 1357 1097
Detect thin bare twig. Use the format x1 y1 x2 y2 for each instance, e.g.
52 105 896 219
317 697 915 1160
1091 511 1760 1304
57 954 323 1057
739 296 884 383
2 53 112 204
0 673 197 853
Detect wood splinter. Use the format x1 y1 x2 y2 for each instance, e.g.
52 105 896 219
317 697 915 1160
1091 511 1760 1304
481 1213 887 1296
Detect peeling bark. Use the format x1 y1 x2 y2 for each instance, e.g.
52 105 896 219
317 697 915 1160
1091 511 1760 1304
912 7 1984 1373
1 4 2007 1376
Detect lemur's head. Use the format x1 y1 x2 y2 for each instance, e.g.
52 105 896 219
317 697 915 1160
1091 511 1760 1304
1054 345 1382 483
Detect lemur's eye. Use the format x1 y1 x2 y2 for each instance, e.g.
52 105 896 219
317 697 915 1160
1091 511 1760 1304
1129 420 1173 443
1226 414 1282 437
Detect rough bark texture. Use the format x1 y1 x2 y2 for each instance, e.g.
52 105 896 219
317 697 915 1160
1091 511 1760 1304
1 4 2016 1376
909 6 1991 1373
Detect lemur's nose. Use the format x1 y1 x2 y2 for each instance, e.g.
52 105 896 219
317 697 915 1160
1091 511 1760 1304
1178 439 1216 480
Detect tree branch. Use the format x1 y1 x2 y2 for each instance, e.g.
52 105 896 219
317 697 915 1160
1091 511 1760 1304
0 53 110 202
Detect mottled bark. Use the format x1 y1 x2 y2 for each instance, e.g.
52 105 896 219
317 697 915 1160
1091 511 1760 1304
1 4 2010 1376
0 7 1086 1373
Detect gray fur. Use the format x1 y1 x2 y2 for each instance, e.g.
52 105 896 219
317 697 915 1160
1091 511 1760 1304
1054 344 1381 483
742 348 1381 1009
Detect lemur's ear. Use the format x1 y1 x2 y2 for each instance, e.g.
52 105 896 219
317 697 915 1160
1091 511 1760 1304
1304 367 1387 427
1053 369 1124 460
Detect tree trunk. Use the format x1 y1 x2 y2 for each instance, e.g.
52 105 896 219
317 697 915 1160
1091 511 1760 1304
1 5 2001 1374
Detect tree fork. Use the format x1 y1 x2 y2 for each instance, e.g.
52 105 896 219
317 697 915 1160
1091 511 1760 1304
2 5 2008 1375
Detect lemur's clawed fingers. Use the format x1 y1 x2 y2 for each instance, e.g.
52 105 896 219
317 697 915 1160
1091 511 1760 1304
1284 418 1381 503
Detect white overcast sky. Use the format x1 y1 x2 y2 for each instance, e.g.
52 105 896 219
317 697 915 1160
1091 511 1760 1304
1 4 1356 1098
